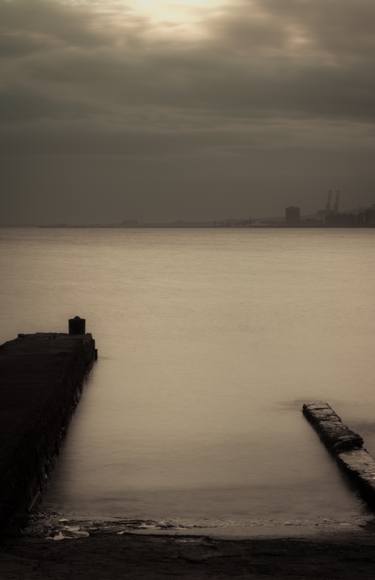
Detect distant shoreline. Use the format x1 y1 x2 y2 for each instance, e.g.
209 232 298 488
1 224 375 229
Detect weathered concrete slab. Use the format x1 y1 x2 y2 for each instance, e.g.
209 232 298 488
303 401 375 508
0 331 96 530
337 449 375 505
302 402 363 452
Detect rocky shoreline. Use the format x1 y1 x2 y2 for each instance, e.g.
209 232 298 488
2 529 375 579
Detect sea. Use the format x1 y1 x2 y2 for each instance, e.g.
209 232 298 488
1 227 375 537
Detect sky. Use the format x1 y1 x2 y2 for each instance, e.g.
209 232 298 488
1 0 375 224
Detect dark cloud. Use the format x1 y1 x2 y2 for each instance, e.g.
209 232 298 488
0 0 374 223
0 0 112 47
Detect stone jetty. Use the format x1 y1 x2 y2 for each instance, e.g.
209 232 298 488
303 402 375 507
0 318 96 530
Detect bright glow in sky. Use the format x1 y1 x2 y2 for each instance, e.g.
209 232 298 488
128 0 224 32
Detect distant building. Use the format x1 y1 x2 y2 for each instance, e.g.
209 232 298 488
285 206 301 226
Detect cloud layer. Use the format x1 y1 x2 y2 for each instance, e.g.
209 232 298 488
1 0 374 223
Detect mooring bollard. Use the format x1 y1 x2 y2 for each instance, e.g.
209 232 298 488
68 316 86 335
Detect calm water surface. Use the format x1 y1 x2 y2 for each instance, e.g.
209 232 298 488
1 228 375 535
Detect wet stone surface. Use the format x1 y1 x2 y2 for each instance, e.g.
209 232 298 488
303 401 375 507
303 402 363 452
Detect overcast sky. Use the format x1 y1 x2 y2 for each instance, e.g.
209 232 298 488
1 0 374 224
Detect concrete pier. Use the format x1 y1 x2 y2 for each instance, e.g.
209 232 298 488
0 326 96 530
303 402 375 507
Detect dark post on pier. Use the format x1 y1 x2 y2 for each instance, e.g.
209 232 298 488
0 318 97 531
69 315 86 335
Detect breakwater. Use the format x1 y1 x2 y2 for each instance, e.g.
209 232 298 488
303 402 375 508
0 319 96 530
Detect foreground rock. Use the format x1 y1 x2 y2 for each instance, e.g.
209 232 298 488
302 402 363 452
0 330 96 530
303 401 375 507
2 531 375 579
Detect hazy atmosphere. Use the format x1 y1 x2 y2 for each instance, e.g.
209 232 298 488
1 0 375 224
2 3 375 576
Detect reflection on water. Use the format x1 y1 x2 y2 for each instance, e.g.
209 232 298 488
1 228 375 534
